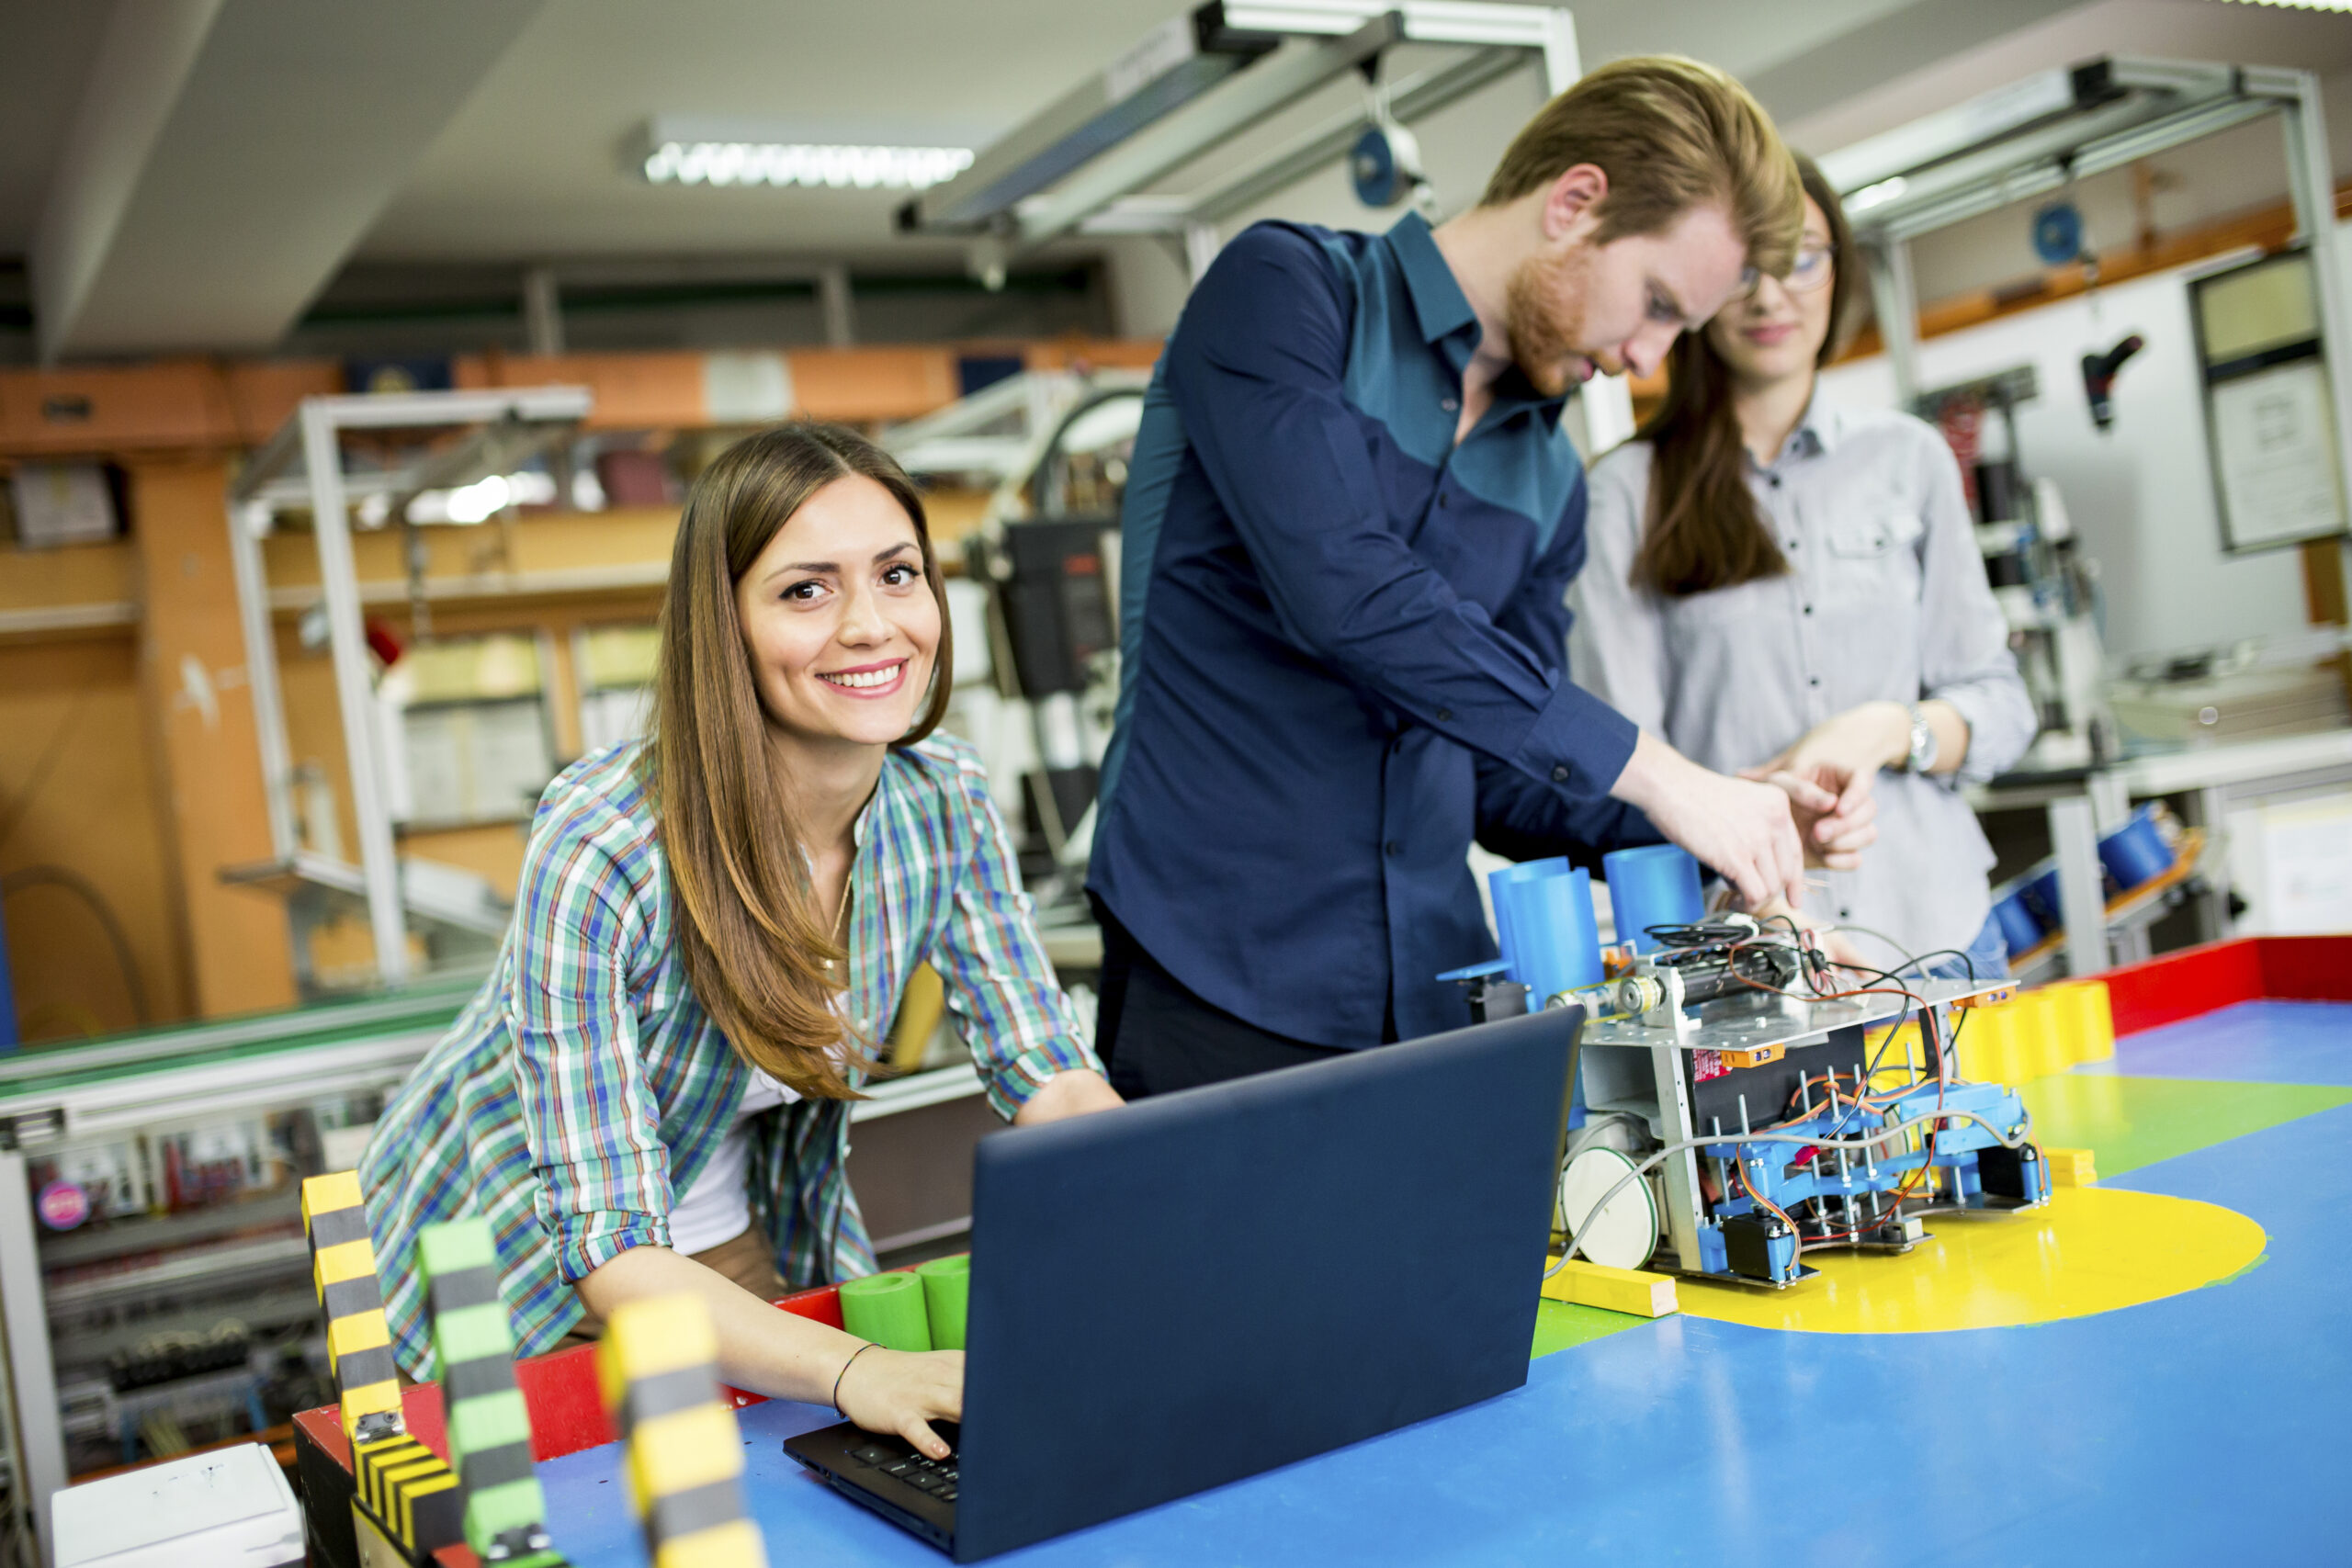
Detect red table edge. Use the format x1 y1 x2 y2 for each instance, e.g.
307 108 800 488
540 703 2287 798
2097 932 2350 1034
305 934 2352 1483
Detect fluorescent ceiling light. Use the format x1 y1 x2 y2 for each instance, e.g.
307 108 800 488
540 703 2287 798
1846 175 1909 214
2223 1 2352 9
641 140 974 190
401 471 559 526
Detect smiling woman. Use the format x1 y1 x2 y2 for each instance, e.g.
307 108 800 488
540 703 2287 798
654 424 955 1095
356 422 1120 1464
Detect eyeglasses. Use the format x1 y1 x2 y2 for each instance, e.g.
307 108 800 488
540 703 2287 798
1741 242 1836 299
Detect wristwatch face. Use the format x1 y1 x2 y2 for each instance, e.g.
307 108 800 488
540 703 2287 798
1908 708 1937 773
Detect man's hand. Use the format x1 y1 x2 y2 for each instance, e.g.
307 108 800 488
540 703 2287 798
1610 733 1806 910
1746 896 1871 969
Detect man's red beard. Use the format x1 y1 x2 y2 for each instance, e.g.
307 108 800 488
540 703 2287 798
1504 243 1596 398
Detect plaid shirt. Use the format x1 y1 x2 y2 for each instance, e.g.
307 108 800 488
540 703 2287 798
359 734 1100 1376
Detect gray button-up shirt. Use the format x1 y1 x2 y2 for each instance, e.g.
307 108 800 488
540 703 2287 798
1568 394 2037 960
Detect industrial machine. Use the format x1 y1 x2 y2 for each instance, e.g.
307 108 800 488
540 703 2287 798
1460 918 2043 1290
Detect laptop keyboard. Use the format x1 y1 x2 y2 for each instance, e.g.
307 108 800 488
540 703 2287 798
847 1441 958 1504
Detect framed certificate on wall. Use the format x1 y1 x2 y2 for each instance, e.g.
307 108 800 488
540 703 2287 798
2189 247 2349 553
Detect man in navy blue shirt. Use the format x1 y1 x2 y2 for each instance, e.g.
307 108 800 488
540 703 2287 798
1091 57 1854 1095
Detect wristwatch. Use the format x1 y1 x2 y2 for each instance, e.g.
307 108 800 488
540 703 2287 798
1904 703 1939 774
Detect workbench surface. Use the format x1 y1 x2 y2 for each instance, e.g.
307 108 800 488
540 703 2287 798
533 996 2352 1565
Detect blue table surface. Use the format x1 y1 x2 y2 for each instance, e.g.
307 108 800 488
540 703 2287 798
540 1002 2352 1566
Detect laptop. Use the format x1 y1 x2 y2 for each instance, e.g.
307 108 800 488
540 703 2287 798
786 1005 1583 1561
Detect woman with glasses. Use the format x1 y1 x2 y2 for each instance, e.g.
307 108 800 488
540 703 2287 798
1570 154 2036 979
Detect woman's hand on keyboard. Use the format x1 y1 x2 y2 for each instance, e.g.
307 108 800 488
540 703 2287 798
838 1347 964 1460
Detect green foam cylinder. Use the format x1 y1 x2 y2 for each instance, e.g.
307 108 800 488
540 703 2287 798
916 1255 970 1350
839 1270 931 1351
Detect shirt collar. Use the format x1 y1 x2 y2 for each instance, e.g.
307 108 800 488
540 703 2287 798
1794 388 1844 457
1385 211 1565 431
1385 211 1477 348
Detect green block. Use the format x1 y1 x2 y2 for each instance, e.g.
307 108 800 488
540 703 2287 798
417 1217 497 1279
434 1301 513 1365
839 1270 932 1352
916 1255 969 1350
449 1388 534 1455
464 1476 549 1551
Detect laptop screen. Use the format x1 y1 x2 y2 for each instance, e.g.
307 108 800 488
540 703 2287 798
952 1006 1581 1560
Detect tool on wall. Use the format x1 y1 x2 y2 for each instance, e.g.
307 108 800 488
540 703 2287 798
2082 333 2145 431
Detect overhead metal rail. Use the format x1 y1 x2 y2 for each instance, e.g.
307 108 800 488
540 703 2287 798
1076 34 1530 245
898 2 1636 453
898 2 1574 273
1822 56 2352 426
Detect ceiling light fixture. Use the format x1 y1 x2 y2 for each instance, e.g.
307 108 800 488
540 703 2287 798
639 138 974 191
1846 175 1909 214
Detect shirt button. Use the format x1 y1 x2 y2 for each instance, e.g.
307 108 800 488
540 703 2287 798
1809 677 1821 687
1839 908 1852 919
1441 397 1459 412
1551 765 1570 783
1786 539 1799 550
1437 707 1453 722
1803 604 1814 615
1385 840 1402 858
1769 475 1782 489
1436 491 1450 509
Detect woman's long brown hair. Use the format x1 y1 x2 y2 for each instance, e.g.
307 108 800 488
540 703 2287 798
1630 152 1860 597
639 423 954 1099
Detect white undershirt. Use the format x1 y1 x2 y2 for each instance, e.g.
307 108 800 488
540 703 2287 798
666 1065 799 1255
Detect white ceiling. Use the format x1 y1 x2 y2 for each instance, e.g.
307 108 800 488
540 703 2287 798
0 2 113 254
359 0 1942 265
6 0 2351 355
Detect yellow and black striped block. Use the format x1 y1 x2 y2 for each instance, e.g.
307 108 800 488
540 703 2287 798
355 1432 462 1556
598 1295 769 1568
300 1171 404 1445
301 1171 463 1562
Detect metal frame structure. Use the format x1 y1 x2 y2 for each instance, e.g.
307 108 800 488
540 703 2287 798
225 389 592 989
1823 57 2352 976
1826 57 2352 476
899 1 1634 449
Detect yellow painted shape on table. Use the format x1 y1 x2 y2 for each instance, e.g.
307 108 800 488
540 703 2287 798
1678 1186 2261 1335
1541 1259 1678 1318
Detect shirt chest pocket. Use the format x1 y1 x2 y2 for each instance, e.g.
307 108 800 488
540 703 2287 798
1822 511 1925 608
